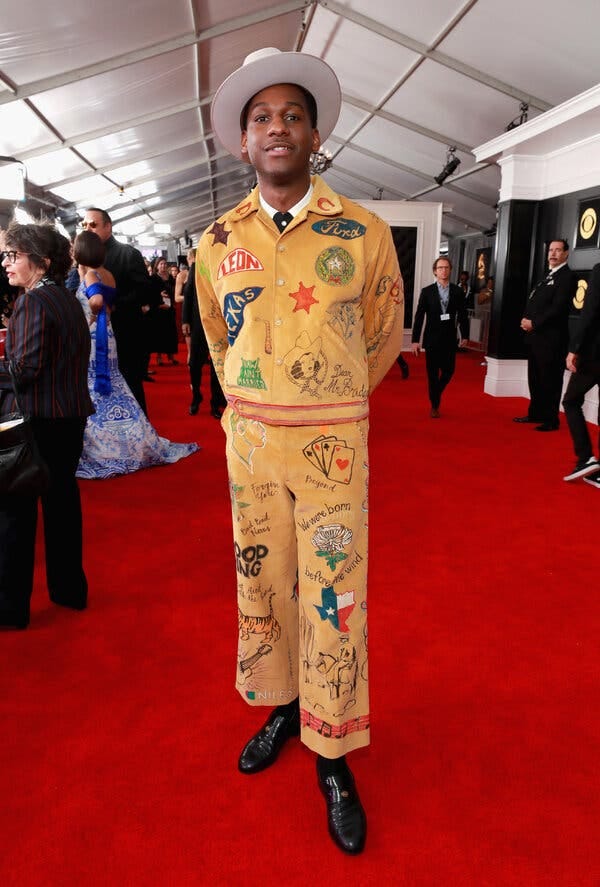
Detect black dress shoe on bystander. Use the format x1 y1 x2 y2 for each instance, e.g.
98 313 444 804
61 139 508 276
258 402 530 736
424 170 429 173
0 609 29 629
317 758 366 854
238 701 300 774
534 422 559 432
50 594 87 611
513 416 539 423
397 355 409 379
189 393 202 415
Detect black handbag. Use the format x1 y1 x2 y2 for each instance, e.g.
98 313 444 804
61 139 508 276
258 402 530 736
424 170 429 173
0 366 49 497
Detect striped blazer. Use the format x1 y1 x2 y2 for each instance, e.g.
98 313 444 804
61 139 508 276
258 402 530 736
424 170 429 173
0 279 94 419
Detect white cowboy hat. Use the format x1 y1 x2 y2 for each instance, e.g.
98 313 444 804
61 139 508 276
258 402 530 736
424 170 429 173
211 47 342 161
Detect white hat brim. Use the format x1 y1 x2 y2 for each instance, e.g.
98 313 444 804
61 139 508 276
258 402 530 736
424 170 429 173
211 49 342 161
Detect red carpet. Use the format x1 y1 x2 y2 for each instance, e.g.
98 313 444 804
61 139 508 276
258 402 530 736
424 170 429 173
1 350 599 886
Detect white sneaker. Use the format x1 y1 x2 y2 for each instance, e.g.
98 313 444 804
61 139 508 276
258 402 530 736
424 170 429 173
583 471 600 489
563 456 599 481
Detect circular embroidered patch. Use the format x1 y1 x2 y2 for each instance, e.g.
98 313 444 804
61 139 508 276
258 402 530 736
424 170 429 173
315 246 355 287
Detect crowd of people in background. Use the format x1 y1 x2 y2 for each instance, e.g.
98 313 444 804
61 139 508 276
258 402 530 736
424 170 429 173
0 215 209 629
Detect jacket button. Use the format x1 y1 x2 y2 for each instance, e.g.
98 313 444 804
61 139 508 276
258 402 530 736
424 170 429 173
276 358 283 366
276 278 285 286
274 318 282 326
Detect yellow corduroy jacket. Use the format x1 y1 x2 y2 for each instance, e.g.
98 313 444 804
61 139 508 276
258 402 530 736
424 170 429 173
195 175 404 426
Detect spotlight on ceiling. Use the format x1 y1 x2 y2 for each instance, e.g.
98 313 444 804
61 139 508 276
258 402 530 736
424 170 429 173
434 146 461 186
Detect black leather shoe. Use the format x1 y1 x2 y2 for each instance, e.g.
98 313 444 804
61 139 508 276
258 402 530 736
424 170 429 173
513 416 538 423
535 422 559 432
50 595 87 611
238 705 300 774
0 610 29 629
189 393 202 415
397 357 409 379
211 407 224 420
318 764 367 854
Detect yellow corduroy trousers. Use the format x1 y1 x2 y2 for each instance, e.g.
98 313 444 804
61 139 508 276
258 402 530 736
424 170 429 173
223 408 370 758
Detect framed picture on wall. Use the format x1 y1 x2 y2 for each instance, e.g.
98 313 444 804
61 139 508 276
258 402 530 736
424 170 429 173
390 227 417 325
473 247 492 295
574 199 600 249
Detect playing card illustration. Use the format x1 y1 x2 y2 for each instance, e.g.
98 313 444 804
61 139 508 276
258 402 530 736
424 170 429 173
302 434 355 485
303 436 326 473
328 444 355 484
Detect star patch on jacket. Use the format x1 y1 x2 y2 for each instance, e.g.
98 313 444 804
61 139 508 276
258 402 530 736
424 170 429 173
208 221 231 246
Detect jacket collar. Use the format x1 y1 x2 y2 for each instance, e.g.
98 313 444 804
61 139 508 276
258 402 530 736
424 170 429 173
228 175 343 224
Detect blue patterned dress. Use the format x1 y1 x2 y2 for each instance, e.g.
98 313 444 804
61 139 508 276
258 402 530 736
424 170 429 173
76 275 199 479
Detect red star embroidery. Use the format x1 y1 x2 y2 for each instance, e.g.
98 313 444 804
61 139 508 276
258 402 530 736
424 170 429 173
289 281 319 313
208 221 231 246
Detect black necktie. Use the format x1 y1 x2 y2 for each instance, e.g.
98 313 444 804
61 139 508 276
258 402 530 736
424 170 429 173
273 211 293 232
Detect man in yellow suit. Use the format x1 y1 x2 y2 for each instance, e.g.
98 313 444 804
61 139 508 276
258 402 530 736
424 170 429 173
196 47 404 854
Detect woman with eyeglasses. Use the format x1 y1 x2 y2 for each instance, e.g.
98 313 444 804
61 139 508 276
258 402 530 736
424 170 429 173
0 222 94 629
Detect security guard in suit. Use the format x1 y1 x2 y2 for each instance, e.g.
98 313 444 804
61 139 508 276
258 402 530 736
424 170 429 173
514 239 576 431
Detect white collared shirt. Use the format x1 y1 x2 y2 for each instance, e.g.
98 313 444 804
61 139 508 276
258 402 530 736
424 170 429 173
548 261 567 275
260 183 314 220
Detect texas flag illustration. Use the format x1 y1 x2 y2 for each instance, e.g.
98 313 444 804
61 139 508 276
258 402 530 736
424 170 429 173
314 586 355 632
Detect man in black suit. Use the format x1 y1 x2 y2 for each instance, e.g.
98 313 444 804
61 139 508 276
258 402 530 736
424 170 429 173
562 262 600 483
82 208 150 415
513 239 576 431
181 262 226 418
411 255 469 417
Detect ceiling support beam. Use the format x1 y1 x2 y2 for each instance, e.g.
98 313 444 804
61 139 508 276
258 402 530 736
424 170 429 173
330 137 496 208
317 0 551 111
341 94 474 155
105 166 249 218
0 1 309 107
18 100 206 162
327 165 487 234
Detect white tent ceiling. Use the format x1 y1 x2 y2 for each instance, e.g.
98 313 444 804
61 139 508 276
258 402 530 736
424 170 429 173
2 0 600 246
